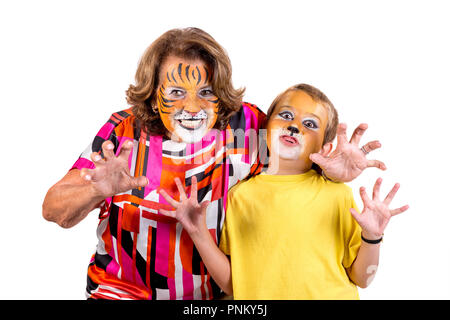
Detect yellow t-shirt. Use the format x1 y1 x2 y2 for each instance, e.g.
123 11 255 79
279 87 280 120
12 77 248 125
219 170 362 300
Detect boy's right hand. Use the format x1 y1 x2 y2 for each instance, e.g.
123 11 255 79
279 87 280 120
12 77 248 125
158 177 210 236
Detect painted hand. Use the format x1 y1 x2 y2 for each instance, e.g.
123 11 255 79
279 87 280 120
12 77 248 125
350 178 409 239
310 123 386 182
80 140 148 198
159 176 210 235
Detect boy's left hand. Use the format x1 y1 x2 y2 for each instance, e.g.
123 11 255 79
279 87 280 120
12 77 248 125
310 123 385 182
350 178 409 239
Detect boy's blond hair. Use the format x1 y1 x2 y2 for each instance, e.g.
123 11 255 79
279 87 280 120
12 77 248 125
266 83 339 145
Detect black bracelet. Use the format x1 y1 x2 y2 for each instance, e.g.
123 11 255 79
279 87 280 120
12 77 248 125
361 233 383 244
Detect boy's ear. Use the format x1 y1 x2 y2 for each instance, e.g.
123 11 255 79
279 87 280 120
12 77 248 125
319 142 333 157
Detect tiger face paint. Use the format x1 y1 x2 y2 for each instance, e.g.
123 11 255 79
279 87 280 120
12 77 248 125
156 55 219 143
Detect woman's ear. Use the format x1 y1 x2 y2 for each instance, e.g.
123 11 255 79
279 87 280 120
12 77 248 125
319 142 333 157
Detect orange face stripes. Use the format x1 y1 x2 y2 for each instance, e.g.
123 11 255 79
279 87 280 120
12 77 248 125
156 56 219 143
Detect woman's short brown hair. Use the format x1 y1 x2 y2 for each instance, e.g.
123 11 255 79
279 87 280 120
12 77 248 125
126 27 245 136
265 83 339 145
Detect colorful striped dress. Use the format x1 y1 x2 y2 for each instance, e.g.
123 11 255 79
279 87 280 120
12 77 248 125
71 102 266 299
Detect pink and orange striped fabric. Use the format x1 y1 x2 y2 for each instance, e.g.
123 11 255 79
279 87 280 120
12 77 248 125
72 102 266 299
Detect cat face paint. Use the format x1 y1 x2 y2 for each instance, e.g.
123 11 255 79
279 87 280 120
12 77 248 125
156 55 219 143
266 90 329 171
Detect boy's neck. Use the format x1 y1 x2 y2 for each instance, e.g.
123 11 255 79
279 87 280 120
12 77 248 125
266 158 312 175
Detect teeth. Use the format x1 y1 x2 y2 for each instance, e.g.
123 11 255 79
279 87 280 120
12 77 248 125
179 119 203 129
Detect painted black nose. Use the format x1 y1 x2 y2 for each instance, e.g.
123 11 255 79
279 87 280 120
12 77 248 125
287 126 299 135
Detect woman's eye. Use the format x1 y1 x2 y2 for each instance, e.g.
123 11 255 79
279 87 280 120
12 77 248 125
279 111 294 120
199 89 214 97
169 89 184 97
303 119 318 129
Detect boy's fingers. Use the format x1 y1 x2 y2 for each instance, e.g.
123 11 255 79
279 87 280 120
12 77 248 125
390 205 409 216
349 123 368 146
383 183 400 205
350 208 363 224
367 159 387 171
174 177 187 200
200 200 210 213
159 189 179 208
158 208 176 218
372 178 382 200
360 186 371 206
190 176 198 202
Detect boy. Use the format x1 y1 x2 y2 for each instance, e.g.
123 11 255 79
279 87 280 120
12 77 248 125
159 84 409 299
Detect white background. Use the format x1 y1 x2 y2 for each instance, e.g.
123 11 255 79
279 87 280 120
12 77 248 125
0 0 449 299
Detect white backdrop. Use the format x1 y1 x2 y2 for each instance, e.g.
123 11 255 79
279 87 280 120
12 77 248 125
1 0 449 299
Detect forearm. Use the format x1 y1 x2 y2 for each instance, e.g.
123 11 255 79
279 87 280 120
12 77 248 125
190 227 233 296
42 170 105 228
347 231 381 288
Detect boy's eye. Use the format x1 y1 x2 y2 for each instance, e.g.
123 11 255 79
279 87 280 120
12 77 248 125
278 111 294 120
303 119 318 129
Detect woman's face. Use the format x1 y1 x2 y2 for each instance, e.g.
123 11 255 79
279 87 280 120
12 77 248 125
156 55 219 143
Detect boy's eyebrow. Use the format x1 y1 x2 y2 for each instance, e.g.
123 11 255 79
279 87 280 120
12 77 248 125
303 112 323 124
278 106 324 124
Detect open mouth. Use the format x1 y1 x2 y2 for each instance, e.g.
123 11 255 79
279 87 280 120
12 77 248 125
177 119 205 131
279 135 299 146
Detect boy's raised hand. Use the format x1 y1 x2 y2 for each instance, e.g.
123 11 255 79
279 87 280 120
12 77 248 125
350 178 409 239
310 123 386 182
158 177 210 235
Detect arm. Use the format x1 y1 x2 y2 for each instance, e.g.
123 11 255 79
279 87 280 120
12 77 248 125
42 140 148 228
159 177 233 295
42 169 105 228
346 178 409 288
310 123 386 182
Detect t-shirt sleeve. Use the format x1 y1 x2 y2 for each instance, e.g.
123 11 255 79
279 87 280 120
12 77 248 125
219 186 238 256
219 218 231 256
342 189 362 269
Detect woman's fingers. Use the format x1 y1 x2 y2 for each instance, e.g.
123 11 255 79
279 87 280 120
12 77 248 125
118 140 134 161
80 168 95 182
101 140 116 160
131 176 149 189
366 159 387 171
90 151 104 165
349 123 368 146
336 123 349 147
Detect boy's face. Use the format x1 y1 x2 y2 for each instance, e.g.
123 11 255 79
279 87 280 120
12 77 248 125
266 90 329 171
156 55 219 143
